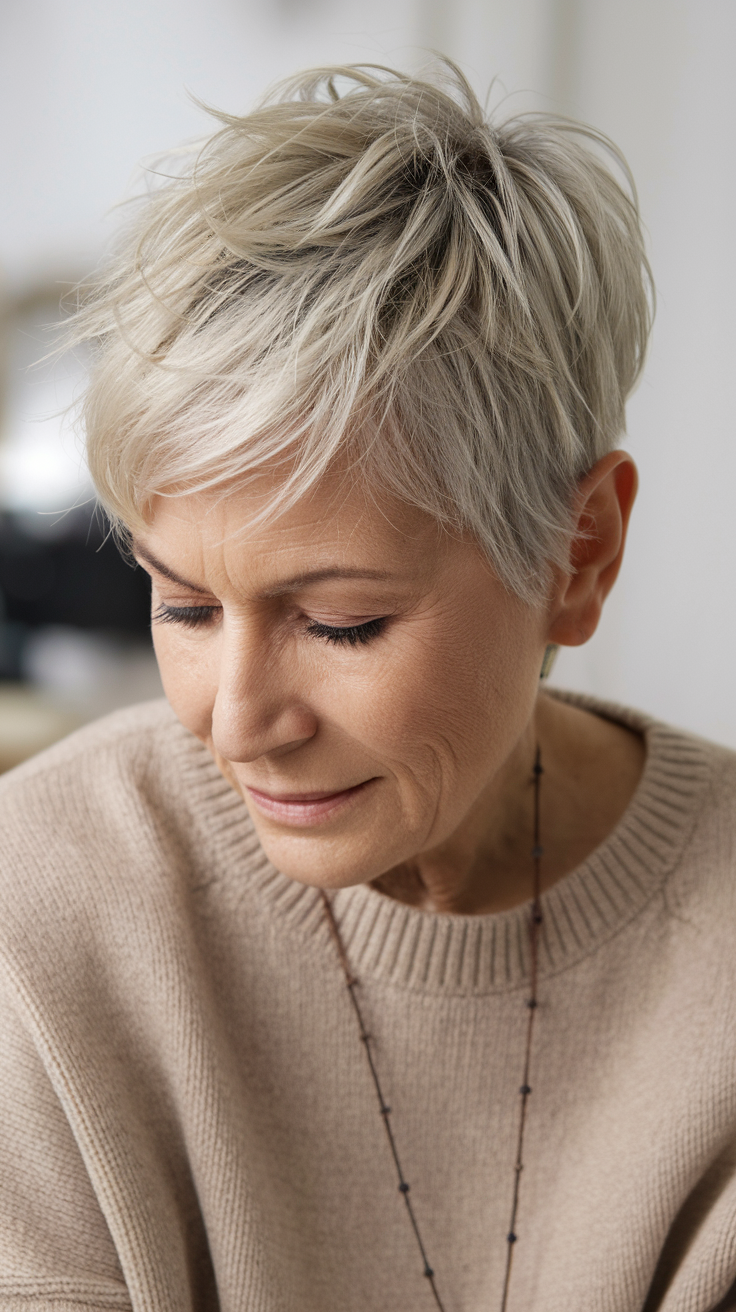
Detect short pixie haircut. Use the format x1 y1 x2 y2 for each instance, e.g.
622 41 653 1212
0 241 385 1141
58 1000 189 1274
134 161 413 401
73 61 652 602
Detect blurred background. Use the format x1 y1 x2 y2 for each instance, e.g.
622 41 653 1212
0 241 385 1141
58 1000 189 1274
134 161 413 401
1 0 734 771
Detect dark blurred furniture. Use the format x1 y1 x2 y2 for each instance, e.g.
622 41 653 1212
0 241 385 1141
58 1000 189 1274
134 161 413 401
0 507 151 679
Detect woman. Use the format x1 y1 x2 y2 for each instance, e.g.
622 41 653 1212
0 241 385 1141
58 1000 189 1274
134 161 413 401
0 62 734 1312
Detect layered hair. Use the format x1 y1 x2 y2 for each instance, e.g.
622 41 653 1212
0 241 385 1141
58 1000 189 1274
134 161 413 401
72 61 653 601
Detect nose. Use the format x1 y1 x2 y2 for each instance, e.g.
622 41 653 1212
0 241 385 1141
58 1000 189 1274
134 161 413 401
210 619 317 763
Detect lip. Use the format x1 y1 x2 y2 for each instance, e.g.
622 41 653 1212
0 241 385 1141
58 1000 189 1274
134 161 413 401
244 778 376 827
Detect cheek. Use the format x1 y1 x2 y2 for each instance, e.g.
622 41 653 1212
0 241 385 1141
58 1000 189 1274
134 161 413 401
152 629 217 742
321 620 530 785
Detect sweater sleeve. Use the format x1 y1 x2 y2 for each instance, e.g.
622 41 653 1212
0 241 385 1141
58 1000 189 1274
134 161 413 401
0 967 131 1311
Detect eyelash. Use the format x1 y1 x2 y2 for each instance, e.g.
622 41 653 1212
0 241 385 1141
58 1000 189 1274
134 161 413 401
305 617 387 646
152 604 387 647
153 604 219 629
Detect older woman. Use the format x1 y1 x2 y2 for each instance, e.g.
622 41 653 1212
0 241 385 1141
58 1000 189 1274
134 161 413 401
0 61 734 1312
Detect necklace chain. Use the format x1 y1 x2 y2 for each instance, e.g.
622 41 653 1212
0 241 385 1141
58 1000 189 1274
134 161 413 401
500 745 544 1308
320 746 544 1312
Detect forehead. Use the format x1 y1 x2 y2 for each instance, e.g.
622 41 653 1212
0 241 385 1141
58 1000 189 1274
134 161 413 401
141 472 454 590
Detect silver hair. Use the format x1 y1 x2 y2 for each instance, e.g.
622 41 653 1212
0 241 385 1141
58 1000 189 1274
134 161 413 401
71 61 653 601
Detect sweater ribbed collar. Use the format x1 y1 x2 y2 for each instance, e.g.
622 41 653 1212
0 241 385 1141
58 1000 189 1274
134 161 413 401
175 691 712 997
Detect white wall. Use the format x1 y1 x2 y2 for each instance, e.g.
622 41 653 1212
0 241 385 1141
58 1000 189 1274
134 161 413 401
551 0 736 745
0 0 422 285
434 0 736 744
2 0 735 742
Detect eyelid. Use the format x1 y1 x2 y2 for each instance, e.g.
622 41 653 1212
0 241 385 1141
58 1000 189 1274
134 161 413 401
303 612 387 626
153 586 219 606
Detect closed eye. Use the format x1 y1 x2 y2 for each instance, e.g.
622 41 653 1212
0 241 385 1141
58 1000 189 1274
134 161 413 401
152 603 220 628
306 617 387 646
152 604 387 644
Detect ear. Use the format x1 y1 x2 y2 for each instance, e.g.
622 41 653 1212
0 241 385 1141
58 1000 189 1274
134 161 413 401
547 450 638 648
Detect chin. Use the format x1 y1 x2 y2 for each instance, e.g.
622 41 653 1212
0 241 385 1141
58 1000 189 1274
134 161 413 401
250 824 398 892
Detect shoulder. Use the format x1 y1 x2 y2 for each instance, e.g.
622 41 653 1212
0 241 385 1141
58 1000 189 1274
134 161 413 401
667 722 736 919
0 699 255 980
0 697 191 861
546 683 736 812
0 694 183 787
549 685 736 928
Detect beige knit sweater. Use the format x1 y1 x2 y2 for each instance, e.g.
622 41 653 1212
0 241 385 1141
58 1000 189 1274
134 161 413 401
0 693 735 1312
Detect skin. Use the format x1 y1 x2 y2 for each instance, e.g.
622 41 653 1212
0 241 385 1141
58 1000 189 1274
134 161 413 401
134 450 644 916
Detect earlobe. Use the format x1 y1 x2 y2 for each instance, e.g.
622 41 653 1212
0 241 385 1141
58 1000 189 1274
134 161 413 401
547 451 638 649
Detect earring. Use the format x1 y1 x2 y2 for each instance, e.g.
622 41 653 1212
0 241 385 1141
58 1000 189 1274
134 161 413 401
540 644 559 681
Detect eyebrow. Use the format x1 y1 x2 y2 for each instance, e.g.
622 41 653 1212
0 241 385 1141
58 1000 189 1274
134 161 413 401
132 541 393 596
132 543 211 594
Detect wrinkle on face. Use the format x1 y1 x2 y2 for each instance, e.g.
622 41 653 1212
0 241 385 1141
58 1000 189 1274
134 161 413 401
138 468 550 908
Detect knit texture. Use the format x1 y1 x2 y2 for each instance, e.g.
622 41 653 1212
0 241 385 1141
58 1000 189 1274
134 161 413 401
0 692 735 1312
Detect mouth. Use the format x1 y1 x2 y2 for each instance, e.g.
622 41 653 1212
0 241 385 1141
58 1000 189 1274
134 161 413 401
244 778 377 827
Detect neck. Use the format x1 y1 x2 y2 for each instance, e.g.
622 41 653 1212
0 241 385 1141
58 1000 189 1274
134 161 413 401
372 690 646 916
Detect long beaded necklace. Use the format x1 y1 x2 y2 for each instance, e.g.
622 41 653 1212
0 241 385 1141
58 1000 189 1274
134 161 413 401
319 746 544 1312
